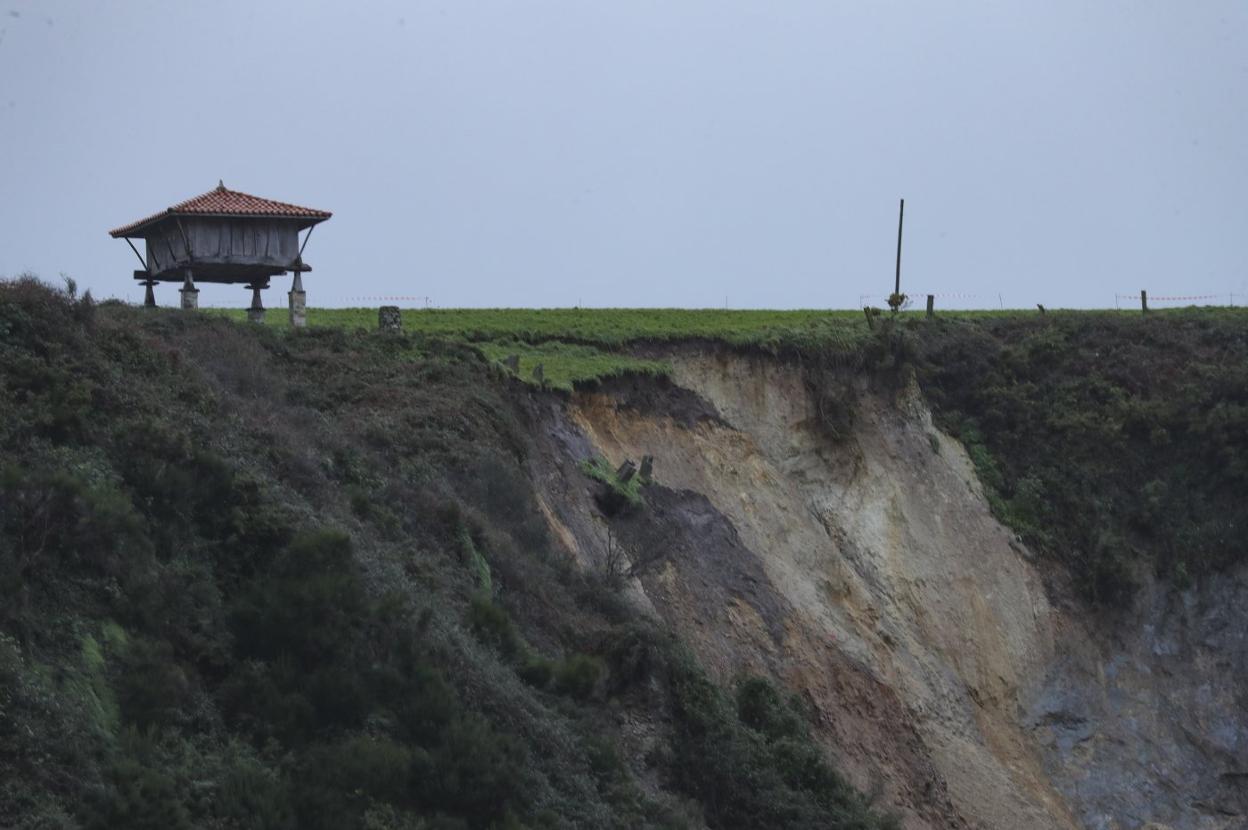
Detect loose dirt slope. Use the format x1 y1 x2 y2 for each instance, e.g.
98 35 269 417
530 348 1247 829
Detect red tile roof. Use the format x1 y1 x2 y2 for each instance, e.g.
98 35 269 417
109 181 332 237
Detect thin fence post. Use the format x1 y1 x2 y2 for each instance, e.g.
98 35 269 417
1141 290 1148 313
926 294 934 317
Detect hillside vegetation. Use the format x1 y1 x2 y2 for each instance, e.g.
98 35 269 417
910 311 1248 603
231 301 1248 605
5 279 1244 827
0 279 894 830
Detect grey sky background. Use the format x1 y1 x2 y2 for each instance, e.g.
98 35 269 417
1 1 1245 309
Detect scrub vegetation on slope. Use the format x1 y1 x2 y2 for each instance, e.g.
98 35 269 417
0 278 894 830
910 311 1248 604
230 301 1248 604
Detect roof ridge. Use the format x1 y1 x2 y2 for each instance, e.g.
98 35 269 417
109 183 331 238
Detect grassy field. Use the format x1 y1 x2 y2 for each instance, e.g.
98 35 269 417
215 304 1245 340
215 307 877 389
211 304 1247 391
218 306 871 345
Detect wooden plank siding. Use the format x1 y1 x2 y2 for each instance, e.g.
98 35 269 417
142 218 301 280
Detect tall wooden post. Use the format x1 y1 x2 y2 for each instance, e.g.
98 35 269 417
895 198 905 299
926 294 934 317
1140 290 1149 313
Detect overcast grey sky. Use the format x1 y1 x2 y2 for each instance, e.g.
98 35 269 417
1 1 1245 309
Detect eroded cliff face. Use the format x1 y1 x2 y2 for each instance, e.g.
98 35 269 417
525 349 1247 830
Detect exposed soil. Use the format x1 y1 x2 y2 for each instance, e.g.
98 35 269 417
526 349 1248 829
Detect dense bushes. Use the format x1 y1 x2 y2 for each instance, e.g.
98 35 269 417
665 654 894 830
0 278 891 829
911 311 1248 604
0 281 545 827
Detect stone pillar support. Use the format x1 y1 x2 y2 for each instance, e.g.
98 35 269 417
288 272 307 328
179 271 200 310
143 279 157 308
247 285 266 324
378 305 402 333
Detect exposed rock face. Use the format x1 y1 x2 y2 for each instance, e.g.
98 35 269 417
1026 571 1248 829
527 349 1247 829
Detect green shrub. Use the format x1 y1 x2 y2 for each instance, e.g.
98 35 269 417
735 677 803 742
599 624 665 693
465 595 521 660
289 735 419 829
375 662 460 747
115 637 188 730
216 752 295 830
0 464 146 586
459 528 492 594
231 530 366 667
427 716 530 825
88 757 191 830
915 313 1248 604
517 655 554 689
668 657 893 830
223 530 373 739
553 654 604 700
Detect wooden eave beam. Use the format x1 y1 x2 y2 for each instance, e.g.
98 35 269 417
124 237 148 271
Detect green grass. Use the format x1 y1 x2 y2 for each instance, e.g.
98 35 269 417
216 304 1248 344
215 306 877 389
580 456 645 510
213 304 1248 393
477 339 668 392
216 306 866 345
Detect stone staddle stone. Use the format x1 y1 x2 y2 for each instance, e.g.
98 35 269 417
379 306 402 333
289 291 307 328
